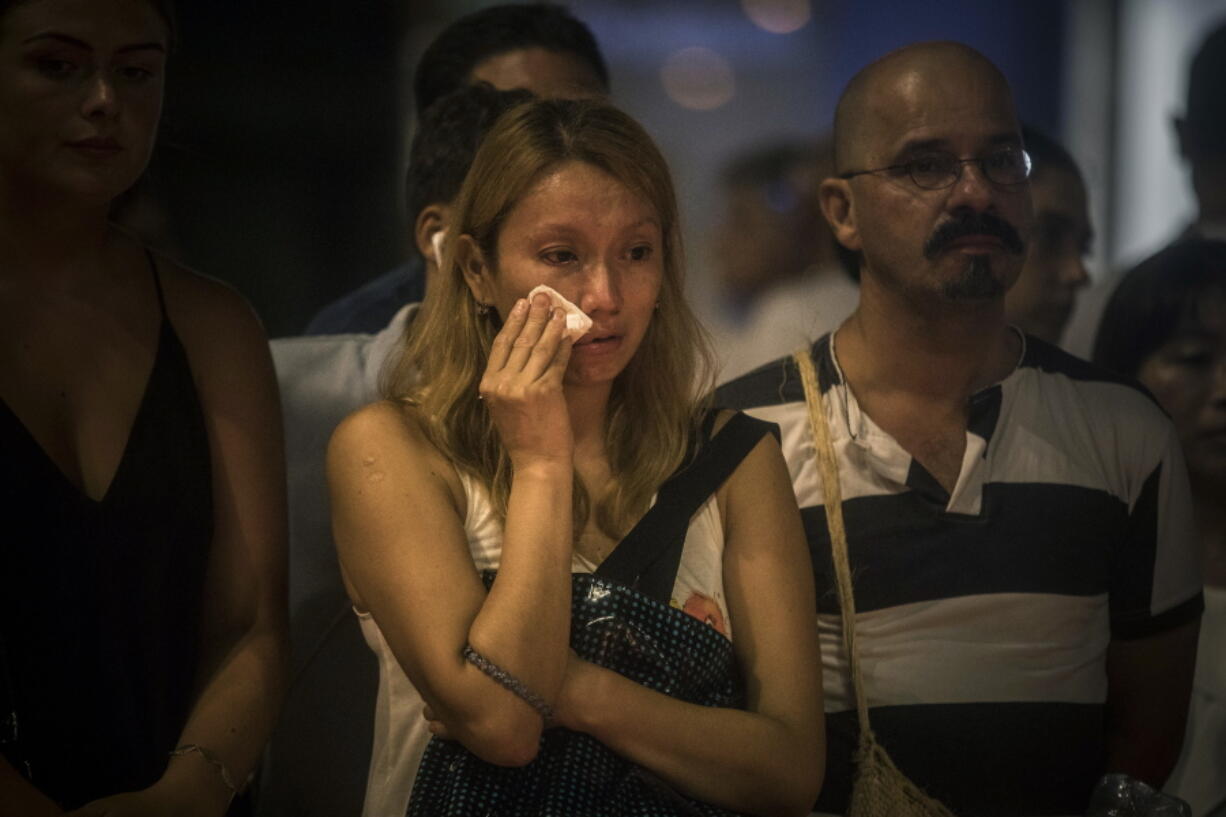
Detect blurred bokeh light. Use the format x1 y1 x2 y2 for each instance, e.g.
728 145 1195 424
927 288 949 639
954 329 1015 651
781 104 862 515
741 0 812 34
660 46 736 110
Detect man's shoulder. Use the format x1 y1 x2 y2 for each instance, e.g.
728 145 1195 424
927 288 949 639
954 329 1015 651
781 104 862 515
303 259 424 335
715 343 818 411
1016 334 1168 421
271 333 374 408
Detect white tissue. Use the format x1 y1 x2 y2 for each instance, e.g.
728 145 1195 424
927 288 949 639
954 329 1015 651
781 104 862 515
527 284 593 341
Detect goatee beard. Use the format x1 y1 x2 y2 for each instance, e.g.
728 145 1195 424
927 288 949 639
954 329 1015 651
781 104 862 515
941 255 1004 300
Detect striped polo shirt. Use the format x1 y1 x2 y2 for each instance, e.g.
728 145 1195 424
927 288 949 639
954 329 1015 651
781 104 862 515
715 332 1204 817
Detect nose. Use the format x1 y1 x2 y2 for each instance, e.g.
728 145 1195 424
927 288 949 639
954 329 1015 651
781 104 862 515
81 71 119 120
945 160 994 213
1061 255 1090 290
577 260 622 315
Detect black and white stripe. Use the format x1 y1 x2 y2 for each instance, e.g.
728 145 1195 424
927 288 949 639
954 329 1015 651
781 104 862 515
716 333 1203 816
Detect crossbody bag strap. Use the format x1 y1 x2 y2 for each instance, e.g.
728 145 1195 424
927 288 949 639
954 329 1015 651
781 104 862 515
596 411 776 604
793 348 874 739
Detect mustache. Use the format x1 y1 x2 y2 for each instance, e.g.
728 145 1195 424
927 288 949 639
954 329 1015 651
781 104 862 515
923 211 1025 259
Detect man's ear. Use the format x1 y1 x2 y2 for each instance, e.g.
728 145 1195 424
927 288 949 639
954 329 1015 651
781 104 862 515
414 203 451 266
819 177 862 252
456 234 494 308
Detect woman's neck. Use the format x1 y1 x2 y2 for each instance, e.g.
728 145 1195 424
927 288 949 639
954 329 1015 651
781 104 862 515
565 382 612 459
0 185 114 281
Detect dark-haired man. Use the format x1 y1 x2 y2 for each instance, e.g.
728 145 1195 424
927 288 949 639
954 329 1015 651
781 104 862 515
718 42 1202 815
259 85 533 817
414 1 607 118
304 3 608 335
1175 21 1226 244
1004 126 1092 345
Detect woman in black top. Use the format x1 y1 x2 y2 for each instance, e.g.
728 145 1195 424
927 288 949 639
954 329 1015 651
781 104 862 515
0 1 288 815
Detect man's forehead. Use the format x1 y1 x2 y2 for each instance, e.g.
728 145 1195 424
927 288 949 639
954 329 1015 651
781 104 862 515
469 47 605 100
836 43 1020 168
863 66 1019 155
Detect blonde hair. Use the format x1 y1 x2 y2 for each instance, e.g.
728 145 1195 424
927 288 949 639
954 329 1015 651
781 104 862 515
384 98 715 539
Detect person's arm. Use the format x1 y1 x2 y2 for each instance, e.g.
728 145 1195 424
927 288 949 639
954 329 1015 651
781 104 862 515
1104 619 1200 785
550 429 825 817
331 297 576 766
1101 407 1203 789
69 272 290 817
0 757 62 817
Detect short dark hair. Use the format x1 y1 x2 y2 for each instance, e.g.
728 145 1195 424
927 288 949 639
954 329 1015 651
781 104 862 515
1092 238 1226 377
405 83 535 235
1185 20 1226 150
1021 124 1081 183
413 3 608 119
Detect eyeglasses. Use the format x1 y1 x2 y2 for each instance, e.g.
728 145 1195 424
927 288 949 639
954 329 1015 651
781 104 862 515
838 148 1032 190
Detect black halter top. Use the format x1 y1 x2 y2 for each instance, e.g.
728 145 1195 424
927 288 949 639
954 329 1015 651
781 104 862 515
1 252 213 808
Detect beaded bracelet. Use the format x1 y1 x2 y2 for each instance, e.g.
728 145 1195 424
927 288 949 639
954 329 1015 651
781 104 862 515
169 743 238 797
462 644 554 721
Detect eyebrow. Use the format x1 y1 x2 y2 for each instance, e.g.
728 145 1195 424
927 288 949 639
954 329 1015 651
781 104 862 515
894 132 1021 160
530 217 661 235
22 32 166 54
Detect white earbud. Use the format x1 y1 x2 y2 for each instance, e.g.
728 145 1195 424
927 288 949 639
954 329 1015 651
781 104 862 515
431 230 446 266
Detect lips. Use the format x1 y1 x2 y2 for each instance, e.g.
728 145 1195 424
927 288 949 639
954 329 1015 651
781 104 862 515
573 332 621 349
67 137 121 154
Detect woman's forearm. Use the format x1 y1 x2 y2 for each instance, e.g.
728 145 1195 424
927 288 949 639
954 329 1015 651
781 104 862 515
161 616 288 815
460 463 574 719
0 757 62 817
557 659 822 817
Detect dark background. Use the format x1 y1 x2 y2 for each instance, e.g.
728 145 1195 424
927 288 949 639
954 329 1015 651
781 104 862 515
127 1 1226 352
132 0 1071 338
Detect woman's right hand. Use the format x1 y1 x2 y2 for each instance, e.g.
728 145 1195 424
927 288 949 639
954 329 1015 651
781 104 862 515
479 292 574 471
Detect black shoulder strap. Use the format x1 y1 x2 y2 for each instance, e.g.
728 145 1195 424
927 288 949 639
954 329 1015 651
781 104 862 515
595 412 778 604
146 249 167 318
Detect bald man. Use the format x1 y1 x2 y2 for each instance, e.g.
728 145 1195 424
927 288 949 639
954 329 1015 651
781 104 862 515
717 42 1202 815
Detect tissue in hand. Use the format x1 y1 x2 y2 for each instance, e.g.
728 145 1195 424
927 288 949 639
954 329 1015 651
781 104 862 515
527 284 592 341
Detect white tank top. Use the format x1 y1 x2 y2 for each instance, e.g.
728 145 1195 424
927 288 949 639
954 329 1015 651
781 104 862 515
356 470 731 817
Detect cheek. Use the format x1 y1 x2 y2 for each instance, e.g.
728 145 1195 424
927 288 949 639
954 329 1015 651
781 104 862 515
1138 362 1201 437
633 266 664 314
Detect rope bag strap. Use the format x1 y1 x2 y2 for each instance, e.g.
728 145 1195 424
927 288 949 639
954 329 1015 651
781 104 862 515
793 347 957 817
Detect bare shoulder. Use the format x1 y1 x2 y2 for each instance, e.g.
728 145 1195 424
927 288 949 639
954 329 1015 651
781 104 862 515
132 252 284 443
328 400 465 510
721 419 791 513
709 409 784 479
707 408 789 522
152 254 268 358
330 400 427 458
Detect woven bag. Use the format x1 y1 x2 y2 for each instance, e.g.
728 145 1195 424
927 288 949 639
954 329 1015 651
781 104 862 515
793 349 956 817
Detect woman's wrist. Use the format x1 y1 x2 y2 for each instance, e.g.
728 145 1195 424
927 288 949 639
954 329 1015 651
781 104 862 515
159 746 236 817
509 455 573 482
554 655 605 733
